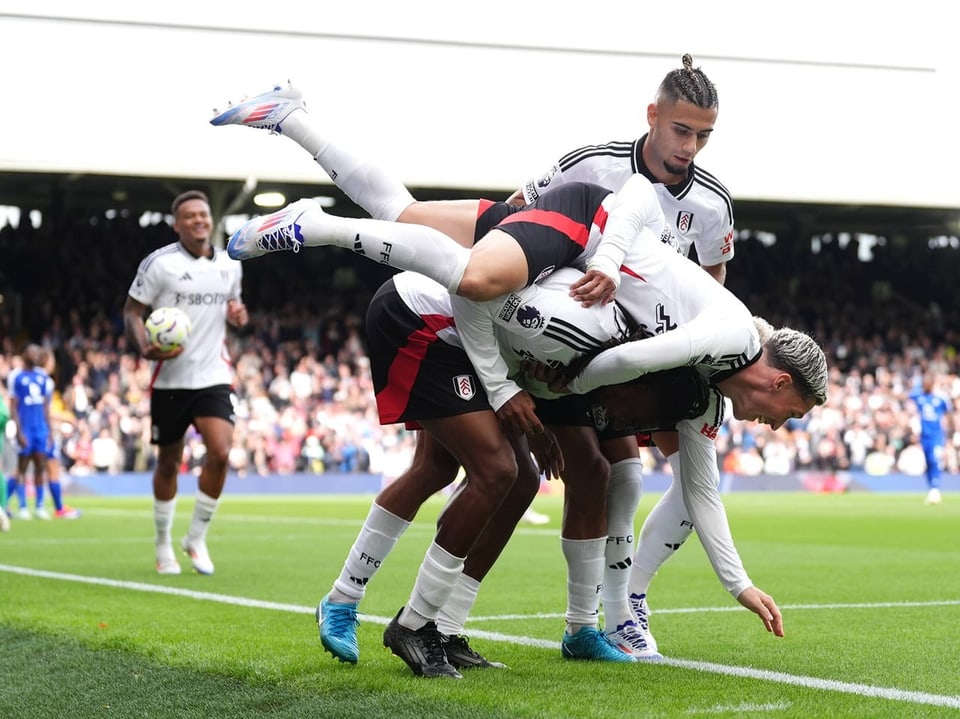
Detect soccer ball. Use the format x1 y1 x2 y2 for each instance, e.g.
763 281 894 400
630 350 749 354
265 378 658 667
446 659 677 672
145 307 192 352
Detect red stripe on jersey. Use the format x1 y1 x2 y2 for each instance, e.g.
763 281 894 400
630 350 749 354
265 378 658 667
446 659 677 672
592 204 609 233
377 313 456 423
498 209 591 249
477 198 495 217
620 265 646 282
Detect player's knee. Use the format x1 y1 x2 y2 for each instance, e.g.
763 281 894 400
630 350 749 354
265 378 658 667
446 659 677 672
204 443 231 469
455 271 499 302
465 449 518 493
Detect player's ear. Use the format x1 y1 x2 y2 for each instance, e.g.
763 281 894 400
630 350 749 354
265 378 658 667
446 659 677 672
646 103 657 127
773 372 793 392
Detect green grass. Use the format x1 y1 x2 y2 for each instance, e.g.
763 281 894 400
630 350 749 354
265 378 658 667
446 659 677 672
2 491 959 718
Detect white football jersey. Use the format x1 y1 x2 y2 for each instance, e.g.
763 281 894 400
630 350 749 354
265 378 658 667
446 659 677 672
519 136 735 266
397 258 756 597
566 234 760 397
128 242 243 389
393 268 632 410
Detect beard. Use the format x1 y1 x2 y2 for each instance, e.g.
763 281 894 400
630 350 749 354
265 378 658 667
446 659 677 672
663 160 688 178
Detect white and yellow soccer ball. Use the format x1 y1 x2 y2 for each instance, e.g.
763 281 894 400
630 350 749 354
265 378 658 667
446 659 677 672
145 307 192 352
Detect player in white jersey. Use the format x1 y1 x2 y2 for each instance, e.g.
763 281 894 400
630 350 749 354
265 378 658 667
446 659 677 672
318 266 707 675
212 85 826 648
510 54 733 283
123 190 249 576
507 54 736 647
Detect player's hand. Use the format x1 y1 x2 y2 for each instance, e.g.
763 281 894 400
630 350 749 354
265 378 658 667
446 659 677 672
227 299 249 328
527 427 564 480
519 360 572 395
520 360 559 384
569 269 617 307
496 390 544 436
735 586 784 637
142 343 185 361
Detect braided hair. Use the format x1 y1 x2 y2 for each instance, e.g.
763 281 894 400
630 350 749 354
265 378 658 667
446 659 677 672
656 54 718 109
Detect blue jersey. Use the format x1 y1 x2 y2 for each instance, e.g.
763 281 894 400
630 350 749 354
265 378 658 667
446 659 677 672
909 389 950 446
9 367 52 438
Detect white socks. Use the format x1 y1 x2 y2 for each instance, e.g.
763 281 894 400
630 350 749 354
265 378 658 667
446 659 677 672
628 453 693 597
399 541 465 630
278 109 415 222
562 536 606 633
436 573 481 636
331 502 411 604
153 497 176 546
186 490 219 543
602 458 644 629
298 209 470 294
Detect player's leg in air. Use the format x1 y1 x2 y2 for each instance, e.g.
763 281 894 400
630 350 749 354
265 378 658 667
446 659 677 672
212 85 549 303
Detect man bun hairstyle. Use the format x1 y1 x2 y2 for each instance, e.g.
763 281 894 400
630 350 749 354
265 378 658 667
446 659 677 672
657 53 718 110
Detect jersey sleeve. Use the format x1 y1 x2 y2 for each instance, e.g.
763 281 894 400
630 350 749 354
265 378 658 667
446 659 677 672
567 325 695 395
676 415 752 597
519 162 567 205
566 311 753 395
229 258 244 301
128 256 160 306
691 201 735 267
586 174 665 285
449 294 524 412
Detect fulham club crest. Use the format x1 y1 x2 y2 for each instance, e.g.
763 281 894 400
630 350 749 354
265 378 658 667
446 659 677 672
453 374 476 400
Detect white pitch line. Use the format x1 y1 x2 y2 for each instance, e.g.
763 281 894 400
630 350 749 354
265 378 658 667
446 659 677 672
467 598 960 621
2 563 959 709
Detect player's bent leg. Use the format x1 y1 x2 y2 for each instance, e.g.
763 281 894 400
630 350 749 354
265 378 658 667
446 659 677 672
437 433 541 670
627 453 689 654
454 230 531 301
319 433 461 665
384 412 517 678
420 412 520 559
396 200 483 249
376 432 462 519
551 427 635 661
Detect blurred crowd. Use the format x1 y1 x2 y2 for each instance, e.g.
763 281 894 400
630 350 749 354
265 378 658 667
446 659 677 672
1 207 959 482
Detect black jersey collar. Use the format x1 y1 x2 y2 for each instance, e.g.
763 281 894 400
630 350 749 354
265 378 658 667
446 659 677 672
709 349 764 386
634 134 696 198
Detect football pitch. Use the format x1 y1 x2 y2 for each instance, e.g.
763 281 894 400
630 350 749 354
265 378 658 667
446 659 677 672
1 491 958 718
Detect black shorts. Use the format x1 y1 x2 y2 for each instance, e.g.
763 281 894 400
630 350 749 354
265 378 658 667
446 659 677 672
367 278 490 426
477 182 611 285
535 394 635 441
150 384 235 446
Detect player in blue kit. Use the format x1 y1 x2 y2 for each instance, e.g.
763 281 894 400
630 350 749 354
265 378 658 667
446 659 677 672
6 345 53 519
908 375 952 504
0 384 10 530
